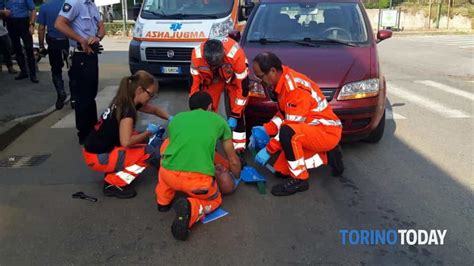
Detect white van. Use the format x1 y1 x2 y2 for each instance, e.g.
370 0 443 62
129 0 256 79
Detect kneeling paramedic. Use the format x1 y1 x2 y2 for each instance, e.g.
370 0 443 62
82 71 172 199
250 52 344 196
190 38 249 152
156 92 241 241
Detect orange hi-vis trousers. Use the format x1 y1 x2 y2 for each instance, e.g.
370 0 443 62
274 123 342 180
82 144 158 186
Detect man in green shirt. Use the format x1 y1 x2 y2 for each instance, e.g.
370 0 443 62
156 91 241 241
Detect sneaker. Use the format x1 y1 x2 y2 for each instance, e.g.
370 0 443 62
103 182 137 199
171 198 191 241
271 178 309 196
157 203 171 212
15 72 28 80
327 145 344 177
55 93 67 110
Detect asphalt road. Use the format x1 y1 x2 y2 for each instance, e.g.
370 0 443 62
0 35 472 265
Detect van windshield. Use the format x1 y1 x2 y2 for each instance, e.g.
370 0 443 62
246 2 369 44
141 0 234 19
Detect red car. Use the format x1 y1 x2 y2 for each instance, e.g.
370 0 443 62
232 0 391 143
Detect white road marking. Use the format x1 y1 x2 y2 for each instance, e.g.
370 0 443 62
52 86 118 128
415 80 474 101
389 86 470 118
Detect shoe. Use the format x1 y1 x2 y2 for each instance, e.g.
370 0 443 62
30 76 39 83
171 198 191 241
7 66 17 74
55 93 66 110
103 182 137 199
70 100 75 109
15 72 28 80
271 178 309 196
157 203 171 212
327 145 344 177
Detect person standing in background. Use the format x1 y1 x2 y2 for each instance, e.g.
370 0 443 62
0 7 17 74
3 0 38 83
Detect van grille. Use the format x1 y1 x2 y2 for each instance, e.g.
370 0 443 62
145 47 193 61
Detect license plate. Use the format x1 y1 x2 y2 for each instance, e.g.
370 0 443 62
161 67 181 74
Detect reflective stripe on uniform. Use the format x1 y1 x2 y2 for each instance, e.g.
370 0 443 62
305 154 324 169
309 118 342 127
312 98 328 112
226 43 240 59
288 158 305 177
285 74 295 91
271 116 283 128
125 164 146 175
195 45 202 58
234 98 247 106
116 171 136 184
274 133 280 141
232 131 246 140
294 77 313 89
235 68 248 79
286 114 306 122
233 142 246 150
190 64 199 75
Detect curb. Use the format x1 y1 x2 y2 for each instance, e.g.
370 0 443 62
0 96 71 151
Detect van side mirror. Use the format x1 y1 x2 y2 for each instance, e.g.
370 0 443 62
376 30 392 43
132 3 142 21
228 30 241 42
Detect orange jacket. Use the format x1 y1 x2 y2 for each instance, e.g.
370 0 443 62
190 38 249 117
263 65 342 154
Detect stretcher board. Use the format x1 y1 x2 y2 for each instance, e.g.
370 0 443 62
202 208 229 224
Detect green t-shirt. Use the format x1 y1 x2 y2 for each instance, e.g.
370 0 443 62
161 109 232 176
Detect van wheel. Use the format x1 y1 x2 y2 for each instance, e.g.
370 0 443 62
363 111 385 143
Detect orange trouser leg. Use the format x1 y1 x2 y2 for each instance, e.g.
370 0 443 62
83 144 153 187
156 167 222 228
276 124 342 180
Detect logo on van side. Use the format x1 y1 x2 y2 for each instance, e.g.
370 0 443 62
145 31 206 39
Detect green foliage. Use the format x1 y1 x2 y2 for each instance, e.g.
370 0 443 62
104 22 135 35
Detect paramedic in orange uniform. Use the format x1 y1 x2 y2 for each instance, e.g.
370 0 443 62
156 91 241 241
251 52 343 197
190 38 249 152
82 70 172 199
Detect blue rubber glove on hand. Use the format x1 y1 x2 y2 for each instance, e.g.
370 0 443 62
168 115 174 122
249 126 270 151
255 148 271 166
227 117 237 130
146 123 160 135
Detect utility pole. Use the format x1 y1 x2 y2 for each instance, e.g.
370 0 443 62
447 0 451 29
435 0 442 29
122 0 127 36
428 0 432 29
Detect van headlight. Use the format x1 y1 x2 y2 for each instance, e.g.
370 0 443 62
337 79 380 100
209 18 234 38
133 21 144 39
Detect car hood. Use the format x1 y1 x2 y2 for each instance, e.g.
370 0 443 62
243 44 373 89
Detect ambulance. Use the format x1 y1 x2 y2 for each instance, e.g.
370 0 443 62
129 0 256 79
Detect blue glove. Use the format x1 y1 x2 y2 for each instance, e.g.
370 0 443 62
168 115 174 122
146 123 160 135
249 126 270 151
255 148 271 166
227 117 237 130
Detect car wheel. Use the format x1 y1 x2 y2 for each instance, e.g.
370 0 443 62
363 110 385 143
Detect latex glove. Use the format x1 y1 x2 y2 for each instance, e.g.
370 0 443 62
250 126 270 151
227 117 237 130
255 148 271 166
146 123 160 135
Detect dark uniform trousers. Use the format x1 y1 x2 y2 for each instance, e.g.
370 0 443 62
69 51 98 143
6 17 35 76
46 35 69 96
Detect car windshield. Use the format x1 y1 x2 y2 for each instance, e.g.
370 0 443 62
141 0 234 19
246 2 369 44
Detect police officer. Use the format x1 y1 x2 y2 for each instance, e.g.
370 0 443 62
37 0 71 110
55 0 105 144
3 0 38 82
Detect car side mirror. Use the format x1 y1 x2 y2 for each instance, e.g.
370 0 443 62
239 1 255 20
376 30 392 43
132 3 142 21
228 30 241 42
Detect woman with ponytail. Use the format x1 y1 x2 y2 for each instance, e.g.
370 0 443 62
82 70 171 199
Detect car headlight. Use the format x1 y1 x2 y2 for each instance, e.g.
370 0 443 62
337 79 380 100
133 21 144 39
209 18 234 39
